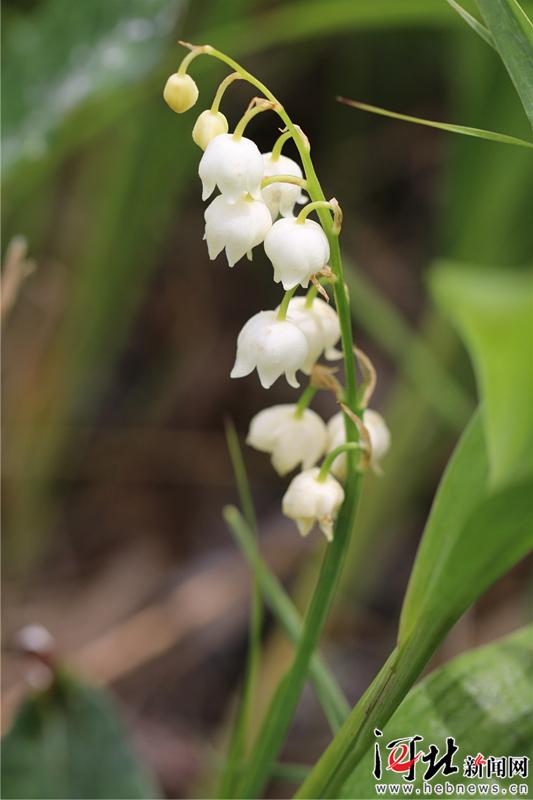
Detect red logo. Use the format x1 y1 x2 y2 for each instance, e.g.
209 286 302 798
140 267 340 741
387 743 422 774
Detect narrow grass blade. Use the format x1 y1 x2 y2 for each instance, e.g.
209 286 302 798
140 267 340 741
477 0 533 129
445 0 495 46
223 506 350 732
217 422 262 798
338 98 533 147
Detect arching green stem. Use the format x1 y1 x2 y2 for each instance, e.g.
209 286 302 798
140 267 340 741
277 287 297 320
318 442 363 482
271 130 293 160
177 49 201 76
234 101 274 139
211 71 242 113
294 383 317 418
261 174 307 190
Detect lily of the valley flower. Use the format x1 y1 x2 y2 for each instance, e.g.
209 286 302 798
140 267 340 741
193 110 229 150
204 194 272 266
279 297 341 373
199 133 264 202
282 467 344 541
230 310 309 388
326 409 391 479
247 404 327 475
264 217 330 290
261 152 307 219
163 73 199 113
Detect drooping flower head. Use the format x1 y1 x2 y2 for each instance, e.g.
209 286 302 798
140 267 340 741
278 297 341 373
230 310 309 388
264 217 330 290
247 404 327 475
204 194 272 266
282 467 344 541
199 133 264 202
261 152 307 219
326 409 391 479
193 110 229 150
163 73 199 113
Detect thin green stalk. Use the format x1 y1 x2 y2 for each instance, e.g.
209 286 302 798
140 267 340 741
187 45 363 797
294 384 317 418
277 287 297 320
223 506 350 732
217 421 263 798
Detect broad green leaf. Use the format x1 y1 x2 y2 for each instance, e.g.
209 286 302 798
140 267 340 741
338 98 533 148
445 0 495 46
477 0 533 128
1 671 159 799
343 625 533 798
296 412 533 798
431 263 533 487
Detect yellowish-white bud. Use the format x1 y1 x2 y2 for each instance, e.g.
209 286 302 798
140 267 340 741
163 73 199 114
192 110 229 150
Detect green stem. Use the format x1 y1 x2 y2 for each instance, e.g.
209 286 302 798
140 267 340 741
233 102 272 139
271 130 293 160
294 383 317 418
187 44 362 798
261 174 307 189
305 284 318 308
318 442 362 481
211 71 241 113
296 199 335 224
277 287 297 320
177 49 200 75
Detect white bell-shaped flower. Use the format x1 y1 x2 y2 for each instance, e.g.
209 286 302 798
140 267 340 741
199 133 264 203
261 152 307 219
282 467 344 541
326 409 391 479
230 310 309 389
264 217 330 290
247 405 327 475
204 194 272 267
193 110 229 150
279 297 341 373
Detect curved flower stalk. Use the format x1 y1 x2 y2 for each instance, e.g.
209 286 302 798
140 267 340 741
163 42 390 799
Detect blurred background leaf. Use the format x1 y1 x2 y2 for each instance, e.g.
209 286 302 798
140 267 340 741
1 669 159 799
431 264 533 486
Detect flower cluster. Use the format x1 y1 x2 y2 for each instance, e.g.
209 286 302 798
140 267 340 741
164 47 390 541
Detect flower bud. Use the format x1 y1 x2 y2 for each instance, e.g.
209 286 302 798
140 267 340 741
326 409 391 479
282 467 344 541
192 110 229 150
231 310 309 389
278 297 341 373
204 194 272 267
261 152 307 219
264 217 330 290
163 73 199 114
247 405 327 475
199 133 264 203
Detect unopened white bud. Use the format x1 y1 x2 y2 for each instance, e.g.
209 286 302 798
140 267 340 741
192 110 229 150
264 217 330 290
199 133 264 203
247 405 327 475
326 409 391 479
278 297 341 373
163 73 199 114
261 153 307 219
204 194 272 267
282 468 344 541
231 310 309 389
